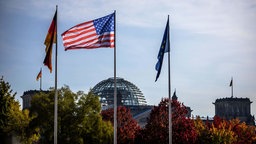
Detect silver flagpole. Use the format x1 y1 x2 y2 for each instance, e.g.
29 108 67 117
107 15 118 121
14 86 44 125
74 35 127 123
167 15 172 144
113 10 117 144
54 5 58 144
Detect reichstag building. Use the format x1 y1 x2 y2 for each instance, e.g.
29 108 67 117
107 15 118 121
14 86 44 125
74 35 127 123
92 77 147 107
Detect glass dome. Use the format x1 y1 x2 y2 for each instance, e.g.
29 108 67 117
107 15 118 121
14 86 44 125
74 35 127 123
92 77 147 106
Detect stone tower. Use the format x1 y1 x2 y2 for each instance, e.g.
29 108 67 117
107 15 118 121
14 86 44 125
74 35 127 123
213 97 255 125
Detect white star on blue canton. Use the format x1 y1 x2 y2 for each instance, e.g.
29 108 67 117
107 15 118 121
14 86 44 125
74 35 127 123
94 13 114 35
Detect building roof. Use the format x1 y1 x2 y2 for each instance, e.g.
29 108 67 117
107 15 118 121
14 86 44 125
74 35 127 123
213 97 252 104
92 77 147 106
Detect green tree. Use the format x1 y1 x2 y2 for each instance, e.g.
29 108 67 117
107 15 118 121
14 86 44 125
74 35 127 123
30 86 113 143
29 89 54 143
0 76 39 144
77 91 113 143
0 76 16 143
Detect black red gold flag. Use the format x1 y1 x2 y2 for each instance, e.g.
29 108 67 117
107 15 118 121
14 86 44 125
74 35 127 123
43 10 57 73
36 69 42 81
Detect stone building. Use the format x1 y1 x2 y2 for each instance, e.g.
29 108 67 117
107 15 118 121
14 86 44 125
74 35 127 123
213 97 255 125
21 90 49 109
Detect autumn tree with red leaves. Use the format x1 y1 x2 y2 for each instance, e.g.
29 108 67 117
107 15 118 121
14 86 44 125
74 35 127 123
230 119 256 144
101 106 140 144
141 98 197 144
194 116 256 143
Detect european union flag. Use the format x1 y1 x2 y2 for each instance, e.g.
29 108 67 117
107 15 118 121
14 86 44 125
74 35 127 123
155 17 170 82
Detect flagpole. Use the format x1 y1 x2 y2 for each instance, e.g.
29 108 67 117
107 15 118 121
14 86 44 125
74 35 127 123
167 15 172 144
113 10 117 144
54 5 58 144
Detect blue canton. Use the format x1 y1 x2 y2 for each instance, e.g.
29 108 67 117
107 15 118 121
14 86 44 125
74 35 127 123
94 13 115 35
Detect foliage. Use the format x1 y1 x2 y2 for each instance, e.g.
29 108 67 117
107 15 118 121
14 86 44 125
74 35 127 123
0 76 17 134
29 89 54 143
209 118 236 144
2 76 256 143
76 91 113 143
195 116 236 143
194 116 256 144
0 76 39 144
194 116 214 144
172 99 197 143
101 106 140 144
230 119 256 144
30 87 113 144
141 98 197 144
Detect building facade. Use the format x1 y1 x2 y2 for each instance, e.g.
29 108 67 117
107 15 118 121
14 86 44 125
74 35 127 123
21 90 48 109
213 97 255 125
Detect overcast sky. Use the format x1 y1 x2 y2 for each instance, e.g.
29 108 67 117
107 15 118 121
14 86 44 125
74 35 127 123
0 0 255 117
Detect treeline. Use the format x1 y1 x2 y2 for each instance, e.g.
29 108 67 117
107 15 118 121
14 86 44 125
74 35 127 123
1 77 256 144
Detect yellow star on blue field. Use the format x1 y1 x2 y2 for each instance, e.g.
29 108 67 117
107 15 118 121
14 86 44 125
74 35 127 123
155 17 170 82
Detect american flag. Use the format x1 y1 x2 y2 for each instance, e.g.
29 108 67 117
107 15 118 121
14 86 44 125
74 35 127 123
62 13 115 50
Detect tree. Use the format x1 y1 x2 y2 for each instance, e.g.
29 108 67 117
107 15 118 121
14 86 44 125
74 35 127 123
194 117 211 144
142 98 197 144
0 76 17 143
194 116 234 143
30 86 113 143
230 119 256 144
0 76 39 144
101 106 141 144
76 91 113 143
29 89 55 143
209 117 236 144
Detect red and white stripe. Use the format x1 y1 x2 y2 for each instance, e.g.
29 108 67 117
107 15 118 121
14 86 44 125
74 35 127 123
62 21 114 50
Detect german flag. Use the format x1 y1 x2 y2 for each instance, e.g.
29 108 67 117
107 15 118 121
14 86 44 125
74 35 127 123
36 69 42 81
43 10 57 73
